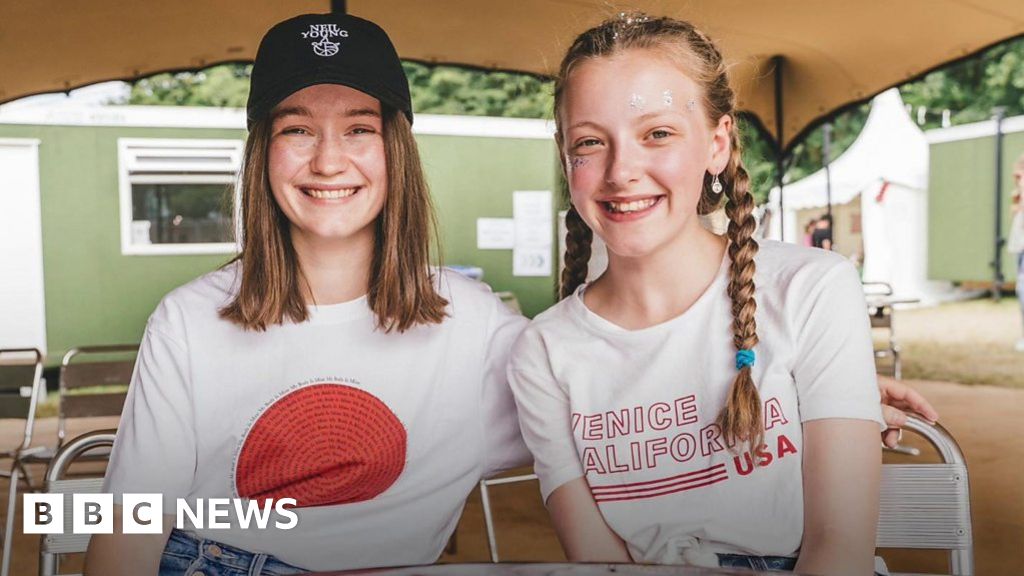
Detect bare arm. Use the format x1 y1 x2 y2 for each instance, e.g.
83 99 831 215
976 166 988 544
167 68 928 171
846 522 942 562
794 419 881 576
546 478 632 563
84 506 173 576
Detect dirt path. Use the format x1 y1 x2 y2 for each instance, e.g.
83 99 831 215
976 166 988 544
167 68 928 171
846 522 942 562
898 299 1024 388
2 379 1020 575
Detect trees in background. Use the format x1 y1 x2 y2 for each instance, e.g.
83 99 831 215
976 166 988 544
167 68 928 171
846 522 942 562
120 36 1024 203
127 64 252 107
900 36 1024 129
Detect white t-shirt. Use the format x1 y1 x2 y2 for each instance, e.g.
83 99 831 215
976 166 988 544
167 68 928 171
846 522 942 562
508 241 884 566
1008 209 1024 255
103 263 530 571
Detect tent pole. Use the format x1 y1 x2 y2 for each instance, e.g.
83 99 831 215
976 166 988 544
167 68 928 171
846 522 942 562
773 55 785 242
823 122 833 249
331 0 347 14
993 107 1006 301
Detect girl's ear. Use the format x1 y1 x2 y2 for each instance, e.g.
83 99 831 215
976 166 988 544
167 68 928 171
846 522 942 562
708 114 733 174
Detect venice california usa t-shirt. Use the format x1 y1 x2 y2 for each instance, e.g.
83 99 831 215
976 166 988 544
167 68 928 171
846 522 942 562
509 240 885 566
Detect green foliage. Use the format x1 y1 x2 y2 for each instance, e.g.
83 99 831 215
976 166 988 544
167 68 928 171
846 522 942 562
737 117 776 204
402 62 553 118
116 37 1024 203
900 36 1024 129
125 64 251 107
784 104 870 184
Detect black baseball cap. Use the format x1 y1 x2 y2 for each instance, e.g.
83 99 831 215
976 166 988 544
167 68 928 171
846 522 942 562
246 13 412 128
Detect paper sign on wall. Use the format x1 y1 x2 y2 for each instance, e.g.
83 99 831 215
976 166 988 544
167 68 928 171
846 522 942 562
514 247 552 277
476 218 515 250
513 190 552 276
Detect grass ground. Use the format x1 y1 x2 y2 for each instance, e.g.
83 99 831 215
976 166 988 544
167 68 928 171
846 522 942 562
894 297 1024 388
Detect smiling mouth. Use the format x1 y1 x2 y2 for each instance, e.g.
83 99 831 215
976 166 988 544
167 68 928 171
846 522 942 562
302 187 360 200
602 196 662 214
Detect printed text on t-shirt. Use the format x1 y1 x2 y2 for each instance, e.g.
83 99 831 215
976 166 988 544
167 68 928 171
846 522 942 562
572 396 798 503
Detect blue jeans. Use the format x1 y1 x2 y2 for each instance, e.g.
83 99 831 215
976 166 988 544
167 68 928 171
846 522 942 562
719 553 887 574
718 553 797 571
159 528 308 576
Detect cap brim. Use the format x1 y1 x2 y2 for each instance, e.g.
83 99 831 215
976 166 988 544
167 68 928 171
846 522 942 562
247 70 411 127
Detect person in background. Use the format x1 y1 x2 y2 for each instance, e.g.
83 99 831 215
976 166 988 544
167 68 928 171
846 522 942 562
1010 154 1024 352
802 218 817 247
811 214 833 251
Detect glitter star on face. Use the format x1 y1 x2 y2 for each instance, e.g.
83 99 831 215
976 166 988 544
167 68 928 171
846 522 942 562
569 156 589 171
686 98 697 112
663 90 673 106
629 93 646 110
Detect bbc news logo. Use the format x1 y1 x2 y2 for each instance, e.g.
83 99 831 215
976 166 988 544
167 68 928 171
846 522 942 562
24 494 298 534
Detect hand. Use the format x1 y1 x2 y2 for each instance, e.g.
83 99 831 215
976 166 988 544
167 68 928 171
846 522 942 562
878 376 939 448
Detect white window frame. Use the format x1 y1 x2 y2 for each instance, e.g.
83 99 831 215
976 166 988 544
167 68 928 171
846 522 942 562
117 138 243 256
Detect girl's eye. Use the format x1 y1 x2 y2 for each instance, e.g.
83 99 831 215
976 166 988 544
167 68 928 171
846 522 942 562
349 127 377 136
280 127 311 136
650 129 672 140
573 138 601 150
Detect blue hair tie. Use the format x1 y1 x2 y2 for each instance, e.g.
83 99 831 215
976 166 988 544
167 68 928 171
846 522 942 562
735 349 756 370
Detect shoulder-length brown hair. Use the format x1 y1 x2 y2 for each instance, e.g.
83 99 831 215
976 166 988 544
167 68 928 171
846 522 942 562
220 105 448 333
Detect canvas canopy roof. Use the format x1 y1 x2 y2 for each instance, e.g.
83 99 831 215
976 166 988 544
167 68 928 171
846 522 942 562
2 0 1022 151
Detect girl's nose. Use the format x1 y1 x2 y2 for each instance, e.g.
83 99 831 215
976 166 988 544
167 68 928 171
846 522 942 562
309 136 352 175
605 142 643 188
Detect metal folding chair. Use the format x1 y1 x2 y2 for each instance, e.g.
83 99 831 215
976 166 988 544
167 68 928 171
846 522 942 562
37 430 115 576
479 472 539 562
1 346 133 576
878 415 973 576
54 346 135 449
20 345 136 471
864 281 902 379
0 348 48 575
0 348 46 488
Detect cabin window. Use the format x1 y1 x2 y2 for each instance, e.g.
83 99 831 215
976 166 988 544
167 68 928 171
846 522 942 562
118 138 242 255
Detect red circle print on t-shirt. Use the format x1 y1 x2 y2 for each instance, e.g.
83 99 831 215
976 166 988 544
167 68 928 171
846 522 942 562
235 383 406 508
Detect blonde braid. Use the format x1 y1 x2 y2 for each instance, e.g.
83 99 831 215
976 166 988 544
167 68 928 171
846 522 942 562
716 126 762 451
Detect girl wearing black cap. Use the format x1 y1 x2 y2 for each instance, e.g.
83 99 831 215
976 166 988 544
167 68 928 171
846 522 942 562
86 13 529 575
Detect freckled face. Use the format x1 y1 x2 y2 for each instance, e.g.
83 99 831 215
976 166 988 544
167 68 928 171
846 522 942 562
267 83 387 249
560 50 727 259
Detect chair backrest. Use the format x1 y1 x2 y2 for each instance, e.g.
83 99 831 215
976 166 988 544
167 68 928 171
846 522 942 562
0 348 44 451
58 345 137 444
863 283 896 331
877 416 973 576
863 281 894 297
39 430 117 576
479 473 539 562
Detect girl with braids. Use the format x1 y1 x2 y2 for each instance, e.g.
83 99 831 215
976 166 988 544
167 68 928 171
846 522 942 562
509 14 889 574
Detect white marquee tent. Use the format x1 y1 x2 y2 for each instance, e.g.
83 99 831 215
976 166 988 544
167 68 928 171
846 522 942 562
766 89 952 303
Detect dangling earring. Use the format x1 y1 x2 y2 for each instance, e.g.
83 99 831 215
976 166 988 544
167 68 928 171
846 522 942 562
711 172 723 194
